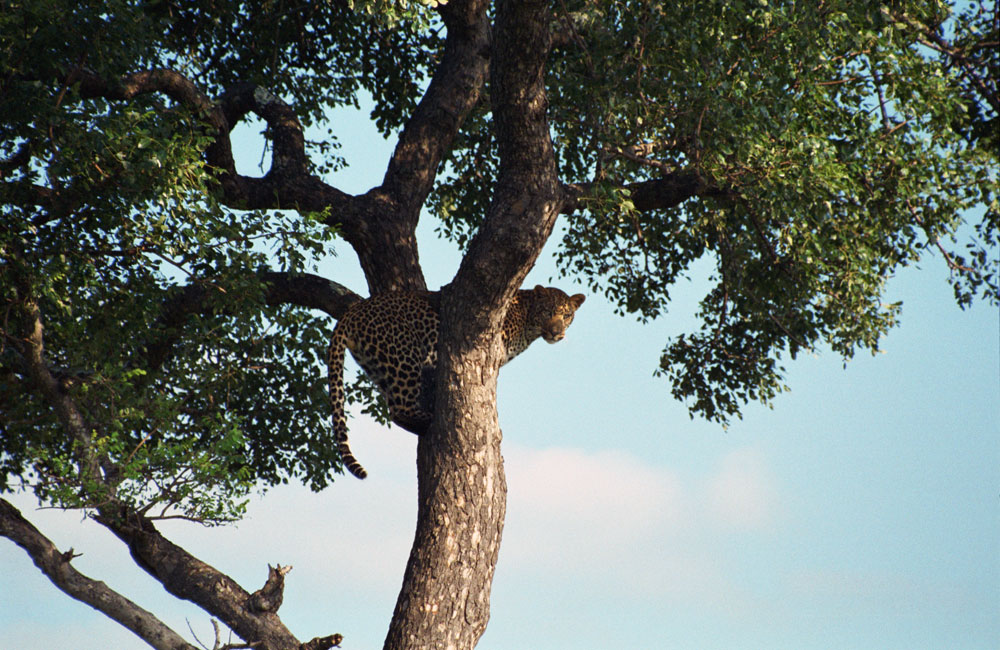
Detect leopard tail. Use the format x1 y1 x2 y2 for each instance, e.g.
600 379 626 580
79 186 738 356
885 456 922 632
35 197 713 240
328 326 367 479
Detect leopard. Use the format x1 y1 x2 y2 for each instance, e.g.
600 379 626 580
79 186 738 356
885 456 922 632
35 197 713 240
327 285 586 479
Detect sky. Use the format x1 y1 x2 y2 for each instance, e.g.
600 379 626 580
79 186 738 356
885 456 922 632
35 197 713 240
1 99 998 650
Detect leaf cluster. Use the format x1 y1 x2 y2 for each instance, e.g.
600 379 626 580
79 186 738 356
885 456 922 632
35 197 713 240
1 0 378 518
435 0 997 422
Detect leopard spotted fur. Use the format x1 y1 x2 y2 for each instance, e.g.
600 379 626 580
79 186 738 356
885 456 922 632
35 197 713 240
328 286 585 478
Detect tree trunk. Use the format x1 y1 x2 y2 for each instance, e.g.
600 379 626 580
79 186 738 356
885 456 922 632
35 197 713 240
383 1 561 647
383 341 508 650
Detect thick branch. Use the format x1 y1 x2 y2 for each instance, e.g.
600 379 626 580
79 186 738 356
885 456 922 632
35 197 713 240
136 271 359 389
0 499 198 650
561 169 722 214
450 0 564 305
379 0 491 217
53 63 435 293
70 67 217 114
95 508 304 650
59 67 357 220
331 0 492 294
210 83 358 217
260 271 362 316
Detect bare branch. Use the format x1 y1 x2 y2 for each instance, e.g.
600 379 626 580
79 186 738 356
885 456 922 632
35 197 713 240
379 0 491 217
0 498 198 650
299 634 344 650
94 507 305 650
247 564 292 614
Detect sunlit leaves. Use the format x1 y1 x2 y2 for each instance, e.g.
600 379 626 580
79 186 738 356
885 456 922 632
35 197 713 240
435 0 996 423
0 1 347 517
2 0 997 521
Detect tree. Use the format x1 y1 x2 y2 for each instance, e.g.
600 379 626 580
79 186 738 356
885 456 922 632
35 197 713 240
1 0 996 648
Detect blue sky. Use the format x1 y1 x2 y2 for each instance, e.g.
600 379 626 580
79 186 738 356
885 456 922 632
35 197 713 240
1 101 997 649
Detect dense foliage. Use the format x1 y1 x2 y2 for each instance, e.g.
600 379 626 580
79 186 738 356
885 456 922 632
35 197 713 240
436 0 998 419
1 0 996 519
0 1 996 648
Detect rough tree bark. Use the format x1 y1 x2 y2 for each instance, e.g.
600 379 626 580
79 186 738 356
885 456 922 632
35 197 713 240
383 1 563 647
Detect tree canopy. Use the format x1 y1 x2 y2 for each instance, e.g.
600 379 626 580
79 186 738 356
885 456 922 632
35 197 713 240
0 1 996 649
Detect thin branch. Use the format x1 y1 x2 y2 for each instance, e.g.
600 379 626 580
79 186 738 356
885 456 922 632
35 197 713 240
553 0 595 75
885 7 1000 113
906 200 980 276
601 144 677 172
0 498 198 650
868 60 892 132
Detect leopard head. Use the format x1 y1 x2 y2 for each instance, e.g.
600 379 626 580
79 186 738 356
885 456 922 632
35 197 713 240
530 285 586 343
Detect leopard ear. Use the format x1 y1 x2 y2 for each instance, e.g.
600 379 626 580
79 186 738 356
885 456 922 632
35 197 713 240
533 284 545 292
570 293 586 308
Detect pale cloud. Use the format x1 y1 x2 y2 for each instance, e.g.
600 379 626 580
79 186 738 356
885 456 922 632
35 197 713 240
2 432 784 648
505 445 687 531
493 442 785 615
704 446 780 532
502 444 779 562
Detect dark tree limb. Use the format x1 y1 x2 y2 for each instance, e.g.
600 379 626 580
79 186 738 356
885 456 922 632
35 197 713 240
70 67 217 114
95 507 306 650
248 564 291 614
0 499 199 650
384 0 561 648
142 271 360 382
54 67 360 242
260 271 362 317
379 0 491 218
561 169 726 214
340 0 492 294
39 17 495 295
